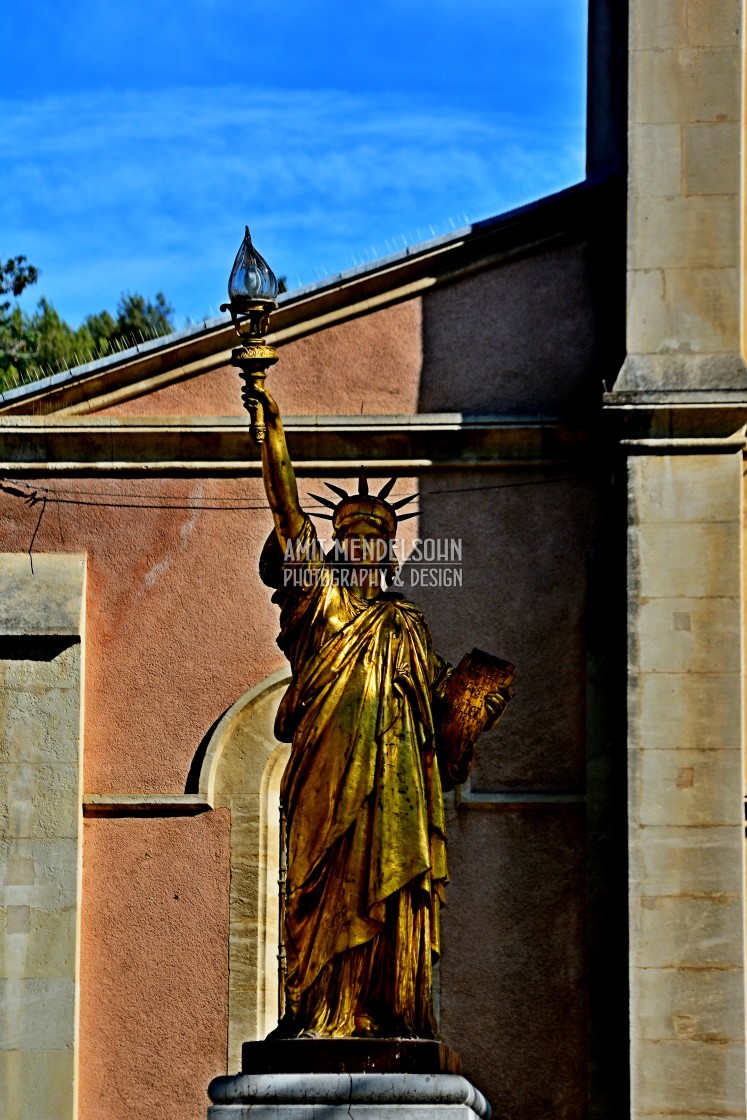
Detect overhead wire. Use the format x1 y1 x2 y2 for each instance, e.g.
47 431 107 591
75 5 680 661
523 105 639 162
0 473 585 513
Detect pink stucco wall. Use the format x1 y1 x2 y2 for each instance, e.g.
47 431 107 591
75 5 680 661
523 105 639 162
0 456 597 798
79 812 231 1120
98 297 423 417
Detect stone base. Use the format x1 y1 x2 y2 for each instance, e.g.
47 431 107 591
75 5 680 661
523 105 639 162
208 1071 492 1119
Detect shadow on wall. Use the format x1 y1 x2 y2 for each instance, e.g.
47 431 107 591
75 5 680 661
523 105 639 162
418 240 605 416
409 187 627 1118
185 707 225 794
398 468 599 790
404 230 617 1115
0 635 79 660
391 463 597 1115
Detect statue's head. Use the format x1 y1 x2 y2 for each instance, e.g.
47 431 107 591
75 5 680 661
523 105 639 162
332 495 396 540
308 470 417 588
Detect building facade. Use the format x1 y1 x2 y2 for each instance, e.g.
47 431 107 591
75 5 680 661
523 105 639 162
1 2 746 1118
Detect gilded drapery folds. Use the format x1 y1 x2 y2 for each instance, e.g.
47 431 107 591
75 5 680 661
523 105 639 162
260 517 452 1038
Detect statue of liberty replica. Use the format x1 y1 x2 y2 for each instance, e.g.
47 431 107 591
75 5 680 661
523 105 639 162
225 228 514 1046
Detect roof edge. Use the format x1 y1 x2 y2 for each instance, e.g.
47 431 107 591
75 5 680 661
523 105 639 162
0 175 620 415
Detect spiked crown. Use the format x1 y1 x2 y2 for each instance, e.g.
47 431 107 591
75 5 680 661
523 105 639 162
309 469 418 537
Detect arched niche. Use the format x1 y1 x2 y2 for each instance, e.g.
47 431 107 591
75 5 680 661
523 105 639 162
198 668 291 1070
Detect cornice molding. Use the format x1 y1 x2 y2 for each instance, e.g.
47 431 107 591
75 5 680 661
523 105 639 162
0 413 595 475
603 391 747 444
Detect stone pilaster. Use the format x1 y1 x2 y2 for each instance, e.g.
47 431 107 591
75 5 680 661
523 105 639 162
0 554 86 1120
609 1 747 1114
618 0 747 392
625 449 746 1118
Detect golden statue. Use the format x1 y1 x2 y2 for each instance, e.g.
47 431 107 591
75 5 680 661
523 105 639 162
225 226 512 1041
247 384 513 1040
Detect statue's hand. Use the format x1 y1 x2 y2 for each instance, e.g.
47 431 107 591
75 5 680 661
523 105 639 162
484 686 513 730
241 379 280 416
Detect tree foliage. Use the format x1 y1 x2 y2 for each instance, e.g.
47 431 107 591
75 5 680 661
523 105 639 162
0 256 39 300
0 258 175 391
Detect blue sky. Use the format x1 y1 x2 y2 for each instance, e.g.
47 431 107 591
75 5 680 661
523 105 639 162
1 1 588 328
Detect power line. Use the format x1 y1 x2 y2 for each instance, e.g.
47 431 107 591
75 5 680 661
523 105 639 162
0 473 584 513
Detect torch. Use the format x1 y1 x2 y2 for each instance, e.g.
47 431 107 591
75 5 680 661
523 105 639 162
221 226 279 444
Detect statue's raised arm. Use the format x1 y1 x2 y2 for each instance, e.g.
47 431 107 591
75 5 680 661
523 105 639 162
242 382 304 549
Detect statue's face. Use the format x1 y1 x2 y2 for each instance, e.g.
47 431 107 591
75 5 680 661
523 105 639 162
340 518 390 572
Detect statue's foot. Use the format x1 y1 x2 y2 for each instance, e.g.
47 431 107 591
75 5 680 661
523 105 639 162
264 1011 304 1041
353 1010 380 1037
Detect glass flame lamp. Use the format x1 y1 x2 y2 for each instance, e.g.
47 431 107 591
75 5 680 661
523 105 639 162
222 225 279 445
228 225 279 310
222 226 278 341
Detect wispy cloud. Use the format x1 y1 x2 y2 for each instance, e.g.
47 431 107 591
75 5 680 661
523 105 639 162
0 86 584 325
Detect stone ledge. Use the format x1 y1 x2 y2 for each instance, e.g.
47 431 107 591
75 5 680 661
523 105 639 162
455 787 585 807
602 395 747 442
0 414 595 473
82 794 211 816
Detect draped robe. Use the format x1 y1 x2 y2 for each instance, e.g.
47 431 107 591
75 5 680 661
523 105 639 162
261 518 450 1037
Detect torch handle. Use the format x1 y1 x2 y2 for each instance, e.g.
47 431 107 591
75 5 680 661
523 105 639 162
240 372 267 445
250 400 266 445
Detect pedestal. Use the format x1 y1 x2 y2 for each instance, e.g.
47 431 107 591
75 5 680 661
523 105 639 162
208 1039 492 1118
209 1071 491 1118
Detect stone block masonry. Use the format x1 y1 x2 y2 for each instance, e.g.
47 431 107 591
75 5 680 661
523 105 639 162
0 554 85 1120
626 455 746 1119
